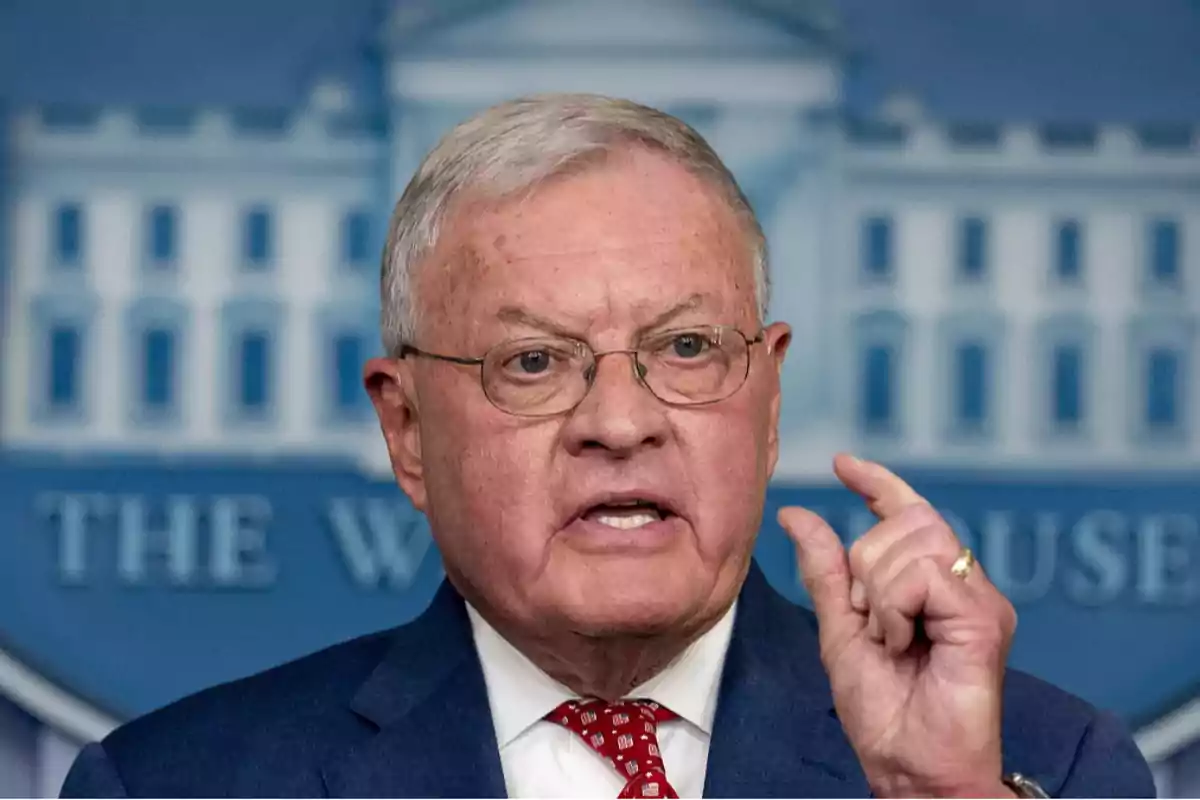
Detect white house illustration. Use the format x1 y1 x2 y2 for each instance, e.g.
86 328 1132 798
0 0 1197 796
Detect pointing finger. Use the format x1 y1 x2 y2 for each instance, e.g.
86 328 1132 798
778 506 862 650
833 453 927 520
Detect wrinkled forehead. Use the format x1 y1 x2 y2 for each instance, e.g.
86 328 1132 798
417 151 760 343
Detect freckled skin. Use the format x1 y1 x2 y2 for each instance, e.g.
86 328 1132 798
367 146 792 653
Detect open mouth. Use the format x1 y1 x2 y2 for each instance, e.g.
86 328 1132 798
580 499 675 530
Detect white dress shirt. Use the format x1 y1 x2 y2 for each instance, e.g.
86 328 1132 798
466 603 737 799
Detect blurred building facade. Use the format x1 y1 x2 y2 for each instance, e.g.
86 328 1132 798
0 0 1198 796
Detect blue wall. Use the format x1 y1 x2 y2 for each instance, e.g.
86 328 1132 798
1 453 1197 726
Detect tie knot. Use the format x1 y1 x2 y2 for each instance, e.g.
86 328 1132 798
547 698 679 798
549 697 676 728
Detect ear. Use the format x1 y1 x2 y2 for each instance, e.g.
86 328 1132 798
364 356 428 511
762 322 792 477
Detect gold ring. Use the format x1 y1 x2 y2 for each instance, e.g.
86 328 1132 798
950 547 975 580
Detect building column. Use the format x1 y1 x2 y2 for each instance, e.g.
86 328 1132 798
89 192 134 446
709 108 839 441
184 197 226 448
0 101 10 443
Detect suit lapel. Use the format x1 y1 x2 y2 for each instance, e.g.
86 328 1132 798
703 564 871 798
319 561 867 798
320 582 507 798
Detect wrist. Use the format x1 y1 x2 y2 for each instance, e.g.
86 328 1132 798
868 777 1016 798
944 781 1018 798
1001 772 1050 798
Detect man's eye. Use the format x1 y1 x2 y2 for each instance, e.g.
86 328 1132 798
514 350 552 374
669 333 712 358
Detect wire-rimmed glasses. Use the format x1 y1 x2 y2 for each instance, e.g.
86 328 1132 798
399 325 764 417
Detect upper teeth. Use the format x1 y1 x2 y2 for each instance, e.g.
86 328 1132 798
595 513 658 529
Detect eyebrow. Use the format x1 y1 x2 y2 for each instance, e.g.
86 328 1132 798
640 293 706 332
495 293 709 338
495 307 580 338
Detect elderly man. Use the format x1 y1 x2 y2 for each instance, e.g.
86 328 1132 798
61 94 1153 798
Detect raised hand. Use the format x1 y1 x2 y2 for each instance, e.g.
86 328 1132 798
779 454 1018 798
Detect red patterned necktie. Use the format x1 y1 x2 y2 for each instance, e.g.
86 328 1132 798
547 697 680 799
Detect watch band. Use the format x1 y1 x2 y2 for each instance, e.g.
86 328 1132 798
1003 772 1051 798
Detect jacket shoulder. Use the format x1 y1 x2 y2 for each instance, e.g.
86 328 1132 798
96 625 397 797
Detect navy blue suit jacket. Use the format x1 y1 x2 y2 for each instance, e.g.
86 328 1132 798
61 563 1154 798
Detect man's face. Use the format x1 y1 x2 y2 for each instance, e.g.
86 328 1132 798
367 147 791 638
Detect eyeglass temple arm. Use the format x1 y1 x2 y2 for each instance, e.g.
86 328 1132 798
398 344 485 366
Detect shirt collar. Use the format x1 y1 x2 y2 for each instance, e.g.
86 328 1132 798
467 601 737 748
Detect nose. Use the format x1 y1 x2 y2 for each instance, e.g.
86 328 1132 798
560 350 669 458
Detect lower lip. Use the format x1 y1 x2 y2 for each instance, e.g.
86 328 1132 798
560 514 684 552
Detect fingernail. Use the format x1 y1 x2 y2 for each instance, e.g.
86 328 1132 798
850 579 867 610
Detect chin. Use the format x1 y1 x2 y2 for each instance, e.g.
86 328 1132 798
555 583 704 638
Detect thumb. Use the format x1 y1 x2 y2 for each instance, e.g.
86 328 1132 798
778 506 861 644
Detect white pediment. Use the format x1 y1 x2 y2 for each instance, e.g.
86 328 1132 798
388 0 837 57
385 0 841 107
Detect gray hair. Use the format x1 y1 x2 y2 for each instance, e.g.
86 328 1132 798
379 93 769 355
